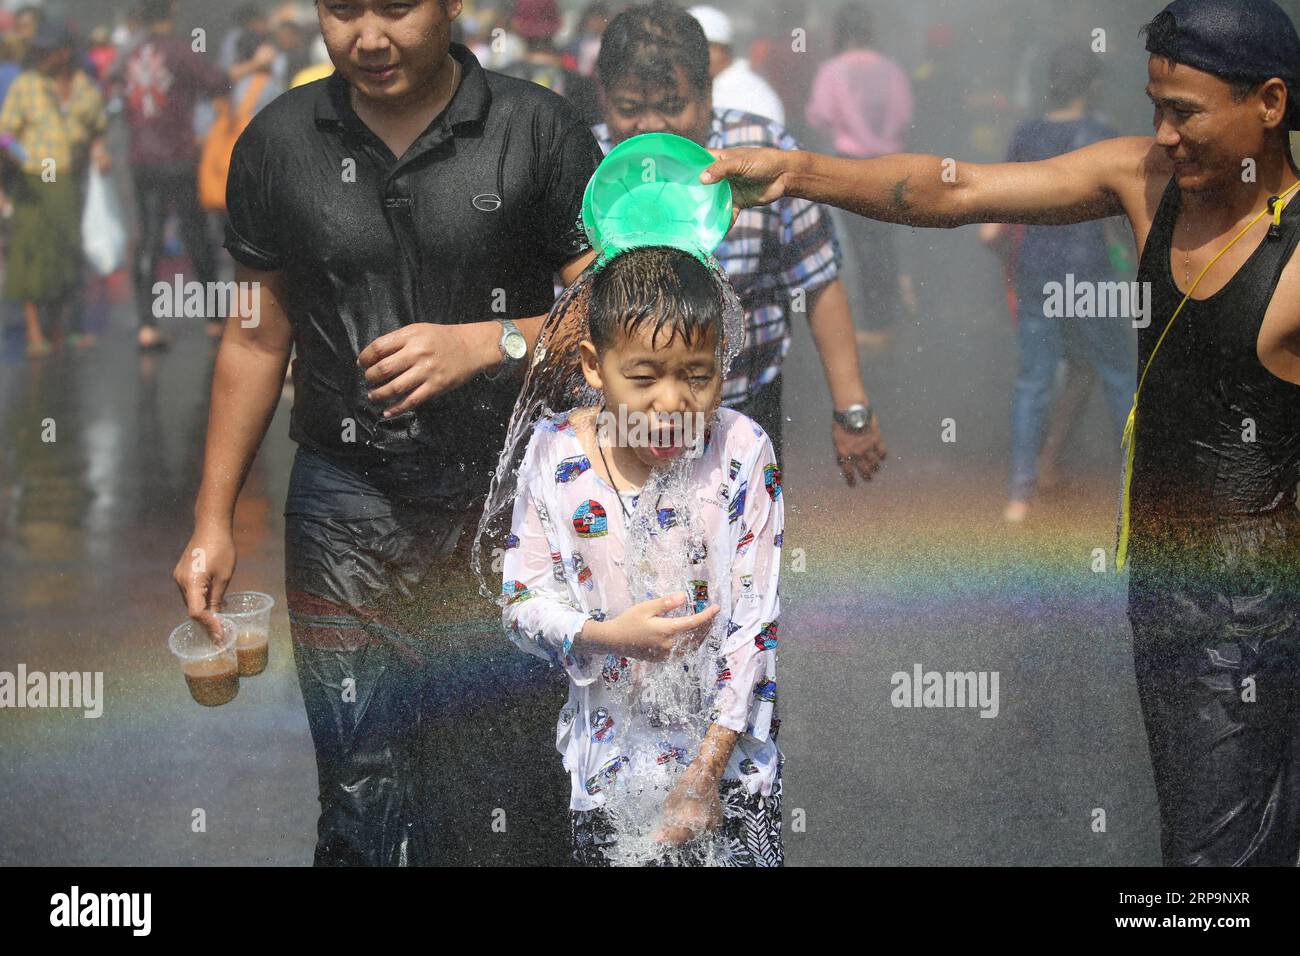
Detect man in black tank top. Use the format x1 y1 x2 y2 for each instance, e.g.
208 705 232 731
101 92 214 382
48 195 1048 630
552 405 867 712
703 0 1300 865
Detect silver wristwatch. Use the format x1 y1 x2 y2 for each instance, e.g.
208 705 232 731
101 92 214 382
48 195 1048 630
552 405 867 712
490 318 527 377
833 402 873 432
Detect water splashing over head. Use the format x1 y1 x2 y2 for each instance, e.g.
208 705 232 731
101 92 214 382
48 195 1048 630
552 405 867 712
473 245 745 865
472 245 744 602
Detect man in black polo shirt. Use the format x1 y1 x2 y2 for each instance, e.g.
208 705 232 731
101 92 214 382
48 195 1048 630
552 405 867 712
172 0 600 865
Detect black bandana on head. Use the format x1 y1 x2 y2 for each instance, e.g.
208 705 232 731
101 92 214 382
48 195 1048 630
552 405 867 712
1143 0 1300 129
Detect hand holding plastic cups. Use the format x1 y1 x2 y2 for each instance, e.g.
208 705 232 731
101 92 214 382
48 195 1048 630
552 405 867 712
581 132 733 262
218 591 275 677
169 616 240 707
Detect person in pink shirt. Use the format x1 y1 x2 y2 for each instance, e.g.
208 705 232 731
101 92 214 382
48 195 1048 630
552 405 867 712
806 10 912 158
806 2 915 350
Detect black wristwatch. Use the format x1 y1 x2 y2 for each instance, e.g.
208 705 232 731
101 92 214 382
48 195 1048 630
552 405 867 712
833 402 873 432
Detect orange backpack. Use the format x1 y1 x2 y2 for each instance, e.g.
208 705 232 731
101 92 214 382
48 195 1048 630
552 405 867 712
198 74 269 213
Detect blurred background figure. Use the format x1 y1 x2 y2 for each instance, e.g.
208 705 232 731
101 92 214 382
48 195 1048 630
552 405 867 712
806 1 915 355
907 22 960 155
86 25 119 84
0 19 108 357
124 0 229 351
11 4 42 49
290 33 333 89
0 23 22 106
228 22 283 117
220 3 275 77
688 4 784 124
749 1 817 146
567 0 611 77
978 44 1135 523
479 1 527 71
458 0 497 65
0 4 43 106
499 0 600 125
274 17 310 85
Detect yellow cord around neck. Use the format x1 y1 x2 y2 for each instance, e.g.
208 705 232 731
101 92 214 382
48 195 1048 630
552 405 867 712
1115 178 1300 571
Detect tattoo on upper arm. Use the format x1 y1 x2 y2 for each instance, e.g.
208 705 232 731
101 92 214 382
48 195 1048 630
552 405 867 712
891 175 915 213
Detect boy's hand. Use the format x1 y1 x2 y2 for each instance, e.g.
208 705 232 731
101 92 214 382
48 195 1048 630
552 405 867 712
578 592 719 662
654 761 724 846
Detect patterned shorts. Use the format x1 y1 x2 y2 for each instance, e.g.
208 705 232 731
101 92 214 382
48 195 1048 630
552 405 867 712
571 766 784 867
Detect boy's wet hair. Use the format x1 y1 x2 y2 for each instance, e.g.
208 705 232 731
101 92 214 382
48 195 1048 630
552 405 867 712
587 246 723 353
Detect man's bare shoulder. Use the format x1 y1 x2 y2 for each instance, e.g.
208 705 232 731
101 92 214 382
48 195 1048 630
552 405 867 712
1075 135 1167 187
1080 136 1172 241
1101 136 1173 206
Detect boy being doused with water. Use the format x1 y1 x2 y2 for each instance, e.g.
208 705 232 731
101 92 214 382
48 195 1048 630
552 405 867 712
500 246 784 866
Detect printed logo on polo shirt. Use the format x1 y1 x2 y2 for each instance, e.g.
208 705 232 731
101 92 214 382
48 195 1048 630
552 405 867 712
690 580 709 613
764 463 783 501
571 551 594 591
601 654 629 684
502 580 534 605
472 193 503 212
555 455 590 483
586 754 629 795
729 481 747 523
591 708 616 742
657 741 689 766
573 500 608 538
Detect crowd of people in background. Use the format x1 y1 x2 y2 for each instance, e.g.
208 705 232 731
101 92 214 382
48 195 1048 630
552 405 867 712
0 0 333 354
0 0 1138 523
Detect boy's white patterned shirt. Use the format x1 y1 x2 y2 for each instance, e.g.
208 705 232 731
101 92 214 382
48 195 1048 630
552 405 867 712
501 407 783 812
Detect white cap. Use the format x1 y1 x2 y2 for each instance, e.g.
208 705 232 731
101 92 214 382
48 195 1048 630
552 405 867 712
689 5 734 46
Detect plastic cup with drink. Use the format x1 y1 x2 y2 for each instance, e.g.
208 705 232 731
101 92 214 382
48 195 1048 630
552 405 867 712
168 616 241 707
218 591 275 677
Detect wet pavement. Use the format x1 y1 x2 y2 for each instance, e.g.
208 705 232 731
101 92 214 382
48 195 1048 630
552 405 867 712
0 219 1159 865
